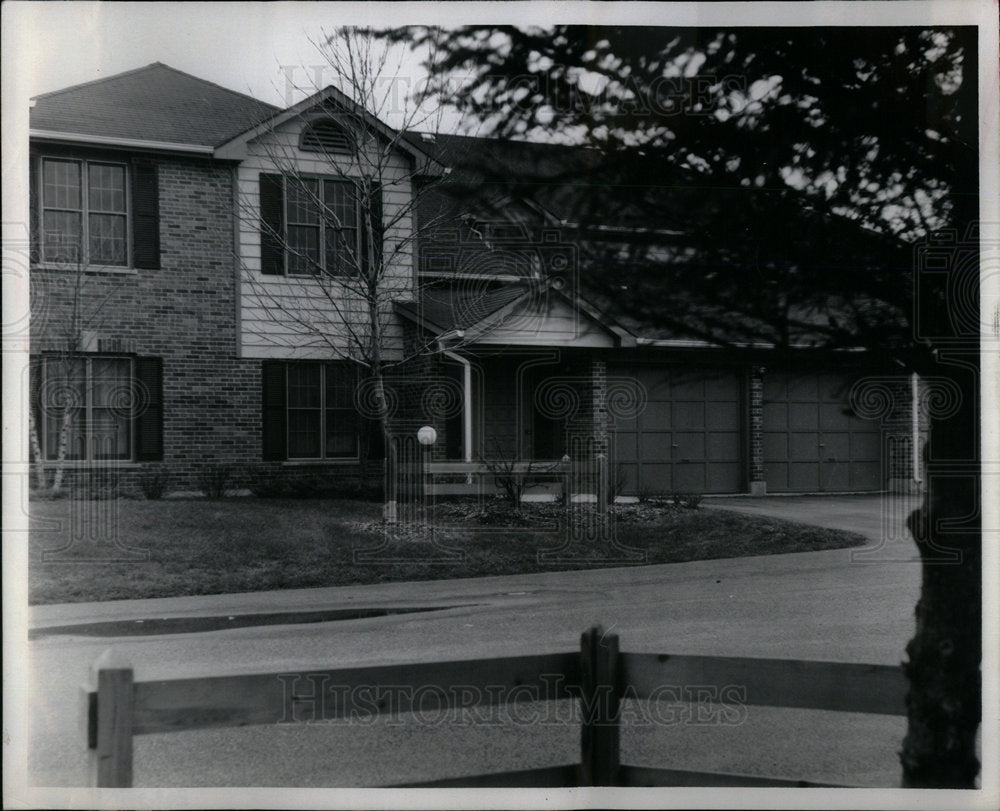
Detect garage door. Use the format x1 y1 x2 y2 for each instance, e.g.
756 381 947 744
609 364 744 495
763 371 882 492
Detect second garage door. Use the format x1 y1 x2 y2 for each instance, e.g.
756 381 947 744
763 371 882 492
609 364 744 495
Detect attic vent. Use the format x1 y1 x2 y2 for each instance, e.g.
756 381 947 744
300 119 352 154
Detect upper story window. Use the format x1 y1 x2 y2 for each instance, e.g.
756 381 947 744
259 173 382 278
32 153 161 270
299 119 353 154
286 177 360 276
40 158 128 266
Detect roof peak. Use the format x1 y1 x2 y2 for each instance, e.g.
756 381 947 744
31 61 279 114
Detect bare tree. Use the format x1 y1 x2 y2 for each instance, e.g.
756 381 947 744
30 235 124 493
237 29 514 518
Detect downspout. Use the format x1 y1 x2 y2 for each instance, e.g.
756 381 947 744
441 348 473 464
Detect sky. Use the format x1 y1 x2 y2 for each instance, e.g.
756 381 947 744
8 2 441 122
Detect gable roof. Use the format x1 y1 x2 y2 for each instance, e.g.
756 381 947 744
213 84 443 172
30 62 279 148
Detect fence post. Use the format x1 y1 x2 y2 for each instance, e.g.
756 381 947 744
579 625 621 786
89 649 134 787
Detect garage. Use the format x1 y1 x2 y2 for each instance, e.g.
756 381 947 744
609 364 744 495
763 371 882 492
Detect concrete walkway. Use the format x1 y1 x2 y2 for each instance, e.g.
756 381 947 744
703 493 921 546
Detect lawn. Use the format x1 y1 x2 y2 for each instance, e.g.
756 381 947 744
28 497 867 604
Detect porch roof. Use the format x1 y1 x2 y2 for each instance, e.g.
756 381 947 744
395 283 528 334
395 281 634 348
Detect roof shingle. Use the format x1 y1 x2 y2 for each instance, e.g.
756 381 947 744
30 62 278 147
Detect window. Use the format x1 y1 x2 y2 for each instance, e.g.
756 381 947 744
286 362 360 460
259 174 381 277
284 177 361 276
39 356 133 461
34 355 163 463
40 158 128 266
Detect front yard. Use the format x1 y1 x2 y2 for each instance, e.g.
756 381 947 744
28 497 867 604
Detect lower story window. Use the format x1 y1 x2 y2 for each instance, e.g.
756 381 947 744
39 356 133 461
286 362 360 460
33 354 163 463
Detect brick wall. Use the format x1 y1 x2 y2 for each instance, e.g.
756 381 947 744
31 153 259 493
749 365 766 494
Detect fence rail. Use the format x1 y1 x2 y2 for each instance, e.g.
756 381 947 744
81 626 906 788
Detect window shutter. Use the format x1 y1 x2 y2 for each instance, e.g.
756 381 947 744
132 161 161 269
29 155 40 264
262 360 287 460
365 418 385 461
29 356 41 445
259 174 285 275
135 357 163 461
363 181 383 274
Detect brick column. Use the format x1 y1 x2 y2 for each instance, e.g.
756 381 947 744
749 366 766 496
590 359 609 457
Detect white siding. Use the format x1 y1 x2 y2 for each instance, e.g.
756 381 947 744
236 115 414 360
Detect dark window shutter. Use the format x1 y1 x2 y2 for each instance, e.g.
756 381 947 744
135 357 163 461
365 418 385 461
29 357 41 447
262 361 287 460
29 155 39 264
362 181 383 274
259 174 285 275
132 161 161 269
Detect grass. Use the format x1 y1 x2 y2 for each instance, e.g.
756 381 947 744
28 497 868 605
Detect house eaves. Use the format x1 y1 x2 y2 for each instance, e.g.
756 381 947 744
29 129 215 155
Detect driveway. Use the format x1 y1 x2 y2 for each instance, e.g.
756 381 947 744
704 493 922 558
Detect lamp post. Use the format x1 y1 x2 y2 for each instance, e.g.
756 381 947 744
417 425 437 512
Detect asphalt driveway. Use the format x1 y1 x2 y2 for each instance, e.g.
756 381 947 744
704 493 922 558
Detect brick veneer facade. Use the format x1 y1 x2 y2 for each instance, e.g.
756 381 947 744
30 152 261 492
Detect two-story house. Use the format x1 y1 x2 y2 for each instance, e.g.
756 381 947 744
27 63 925 497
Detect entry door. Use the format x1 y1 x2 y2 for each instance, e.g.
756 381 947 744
525 369 566 459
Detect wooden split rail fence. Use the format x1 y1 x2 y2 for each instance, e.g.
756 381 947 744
81 625 907 788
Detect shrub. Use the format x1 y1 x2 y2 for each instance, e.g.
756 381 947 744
139 465 169 499
198 463 233 498
673 492 703 509
247 468 384 500
608 461 629 503
29 486 69 501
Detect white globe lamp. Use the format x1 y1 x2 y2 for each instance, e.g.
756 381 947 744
417 425 437 446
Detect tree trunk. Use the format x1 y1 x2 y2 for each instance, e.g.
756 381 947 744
28 408 46 490
902 360 981 787
51 408 74 493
